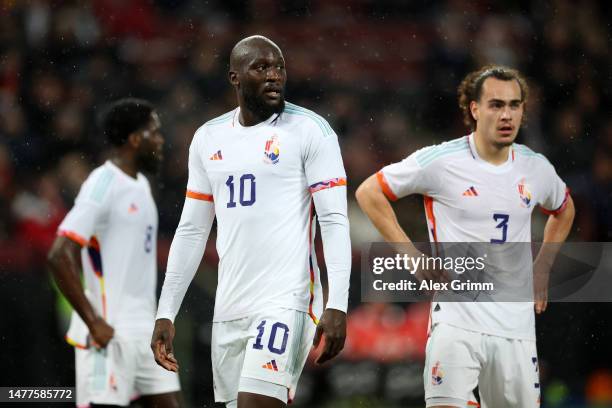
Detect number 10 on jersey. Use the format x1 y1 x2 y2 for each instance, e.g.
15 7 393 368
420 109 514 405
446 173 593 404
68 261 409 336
226 174 256 208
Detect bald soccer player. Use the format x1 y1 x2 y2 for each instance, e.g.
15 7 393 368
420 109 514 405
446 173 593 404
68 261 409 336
151 36 352 408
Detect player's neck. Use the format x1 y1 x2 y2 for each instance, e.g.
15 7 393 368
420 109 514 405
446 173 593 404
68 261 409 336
110 155 138 179
238 107 267 127
473 131 510 166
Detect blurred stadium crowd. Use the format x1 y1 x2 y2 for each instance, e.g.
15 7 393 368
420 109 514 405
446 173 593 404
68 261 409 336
0 0 610 407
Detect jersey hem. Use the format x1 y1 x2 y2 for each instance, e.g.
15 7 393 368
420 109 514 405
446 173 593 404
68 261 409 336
540 188 570 216
212 304 311 323
58 229 88 246
433 321 536 341
186 189 214 202
376 171 398 201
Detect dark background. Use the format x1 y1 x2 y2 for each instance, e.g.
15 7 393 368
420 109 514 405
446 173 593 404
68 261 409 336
0 1 610 407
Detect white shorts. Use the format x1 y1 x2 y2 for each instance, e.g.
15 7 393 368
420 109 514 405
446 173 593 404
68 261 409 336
211 308 316 404
424 323 540 408
75 336 180 407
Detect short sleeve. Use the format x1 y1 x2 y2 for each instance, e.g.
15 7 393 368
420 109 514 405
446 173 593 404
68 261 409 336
378 147 438 201
58 169 113 246
303 119 347 193
538 161 569 215
186 129 213 201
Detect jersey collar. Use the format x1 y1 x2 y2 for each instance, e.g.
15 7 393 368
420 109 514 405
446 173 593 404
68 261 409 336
106 160 144 184
467 132 515 174
233 107 281 130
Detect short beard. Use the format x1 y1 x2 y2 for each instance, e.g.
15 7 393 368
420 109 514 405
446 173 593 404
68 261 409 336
494 139 515 149
137 153 162 174
243 90 284 121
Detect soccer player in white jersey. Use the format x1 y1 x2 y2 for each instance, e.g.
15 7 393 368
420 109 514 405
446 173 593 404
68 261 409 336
48 99 181 407
151 36 351 408
356 66 575 408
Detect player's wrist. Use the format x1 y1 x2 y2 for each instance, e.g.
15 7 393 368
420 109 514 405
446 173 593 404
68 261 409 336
155 314 176 324
323 304 347 315
82 311 102 329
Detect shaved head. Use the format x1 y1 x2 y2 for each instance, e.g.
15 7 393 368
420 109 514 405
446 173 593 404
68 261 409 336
230 35 283 71
228 35 287 125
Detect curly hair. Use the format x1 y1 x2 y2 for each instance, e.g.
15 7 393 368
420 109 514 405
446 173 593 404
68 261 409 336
101 98 154 147
457 65 529 130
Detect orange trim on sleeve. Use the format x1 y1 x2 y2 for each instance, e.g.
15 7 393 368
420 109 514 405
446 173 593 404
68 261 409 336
424 196 438 243
186 190 214 202
307 200 319 325
376 171 398 201
540 188 570 216
58 230 88 247
65 335 88 350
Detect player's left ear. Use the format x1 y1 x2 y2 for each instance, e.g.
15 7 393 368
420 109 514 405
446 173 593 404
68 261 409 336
470 100 479 121
229 70 239 87
127 132 142 149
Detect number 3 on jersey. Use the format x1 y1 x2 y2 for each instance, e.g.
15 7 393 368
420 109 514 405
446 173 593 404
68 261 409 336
491 213 509 244
226 174 256 208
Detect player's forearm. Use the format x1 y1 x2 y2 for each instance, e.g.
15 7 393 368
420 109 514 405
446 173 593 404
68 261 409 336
156 199 215 322
47 238 98 327
537 196 575 265
355 175 412 243
314 187 352 312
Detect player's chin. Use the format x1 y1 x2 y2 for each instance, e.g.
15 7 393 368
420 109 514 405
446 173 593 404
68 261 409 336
265 97 285 111
141 157 163 174
495 132 517 146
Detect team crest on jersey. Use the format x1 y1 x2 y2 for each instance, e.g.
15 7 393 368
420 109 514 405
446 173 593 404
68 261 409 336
263 135 280 164
431 361 444 385
518 178 532 208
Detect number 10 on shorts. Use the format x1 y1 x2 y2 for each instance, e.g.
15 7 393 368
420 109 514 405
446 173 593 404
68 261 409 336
253 320 289 355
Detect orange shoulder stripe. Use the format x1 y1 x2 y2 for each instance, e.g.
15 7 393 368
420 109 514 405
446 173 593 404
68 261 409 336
186 190 213 202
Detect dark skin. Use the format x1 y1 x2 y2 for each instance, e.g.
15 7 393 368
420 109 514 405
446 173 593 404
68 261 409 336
48 112 179 408
228 35 286 126
151 36 347 408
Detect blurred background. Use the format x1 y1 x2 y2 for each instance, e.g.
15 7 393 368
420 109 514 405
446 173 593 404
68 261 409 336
0 0 610 407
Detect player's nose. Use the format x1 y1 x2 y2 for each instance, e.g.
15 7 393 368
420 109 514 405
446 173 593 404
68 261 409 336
266 67 282 82
500 106 511 119
156 133 165 147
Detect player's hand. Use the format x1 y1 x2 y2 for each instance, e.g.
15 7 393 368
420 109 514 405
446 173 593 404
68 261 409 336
151 318 179 372
88 316 114 348
312 308 346 365
533 257 552 314
413 255 450 287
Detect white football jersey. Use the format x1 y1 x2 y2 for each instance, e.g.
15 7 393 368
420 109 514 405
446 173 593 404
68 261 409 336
58 161 159 347
186 103 347 323
379 133 568 340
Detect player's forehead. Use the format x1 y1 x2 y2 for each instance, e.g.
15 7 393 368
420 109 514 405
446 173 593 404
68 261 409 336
244 43 284 66
147 111 161 129
480 77 522 102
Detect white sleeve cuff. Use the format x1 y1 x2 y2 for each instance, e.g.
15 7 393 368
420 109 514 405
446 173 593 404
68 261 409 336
312 186 351 313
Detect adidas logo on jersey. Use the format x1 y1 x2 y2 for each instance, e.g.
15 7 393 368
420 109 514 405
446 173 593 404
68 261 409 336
462 186 479 196
262 359 279 371
209 150 223 160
